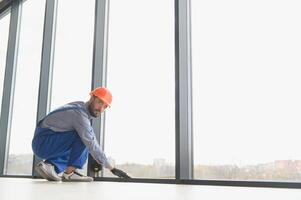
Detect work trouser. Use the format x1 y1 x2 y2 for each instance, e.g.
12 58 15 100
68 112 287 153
32 126 88 173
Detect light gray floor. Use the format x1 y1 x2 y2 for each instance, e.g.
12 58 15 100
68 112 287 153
1 178 301 200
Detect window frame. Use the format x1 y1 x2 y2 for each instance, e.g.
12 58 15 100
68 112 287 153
0 0 301 189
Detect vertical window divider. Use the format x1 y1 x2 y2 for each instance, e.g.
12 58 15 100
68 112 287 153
175 0 193 181
88 0 109 177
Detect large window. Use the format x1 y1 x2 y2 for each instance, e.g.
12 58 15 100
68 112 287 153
50 0 94 109
192 0 301 181
50 0 95 174
0 11 10 118
6 0 45 175
104 0 175 178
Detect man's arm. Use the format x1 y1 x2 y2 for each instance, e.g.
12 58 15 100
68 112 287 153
72 111 113 169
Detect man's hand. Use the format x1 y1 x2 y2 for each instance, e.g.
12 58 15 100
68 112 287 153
110 168 131 179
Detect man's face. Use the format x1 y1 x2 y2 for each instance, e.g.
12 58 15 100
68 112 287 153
88 96 109 117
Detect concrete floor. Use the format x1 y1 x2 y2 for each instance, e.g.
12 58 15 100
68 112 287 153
1 178 301 200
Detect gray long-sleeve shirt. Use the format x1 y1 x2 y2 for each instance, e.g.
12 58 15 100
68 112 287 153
40 101 112 169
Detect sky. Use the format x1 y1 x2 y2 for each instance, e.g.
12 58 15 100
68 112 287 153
1 0 301 167
191 0 301 165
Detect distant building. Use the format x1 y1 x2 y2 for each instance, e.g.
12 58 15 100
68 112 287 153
275 160 295 170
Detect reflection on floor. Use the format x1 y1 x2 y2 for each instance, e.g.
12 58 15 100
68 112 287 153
0 178 301 200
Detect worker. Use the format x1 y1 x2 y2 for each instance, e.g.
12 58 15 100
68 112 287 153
31 87 130 182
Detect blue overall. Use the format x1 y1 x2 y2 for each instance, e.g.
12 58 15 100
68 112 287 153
32 106 89 174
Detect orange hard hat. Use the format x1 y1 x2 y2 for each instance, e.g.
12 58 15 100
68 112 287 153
90 87 112 106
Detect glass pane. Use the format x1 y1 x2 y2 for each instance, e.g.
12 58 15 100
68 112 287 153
192 0 301 181
51 0 94 109
104 0 175 178
5 0 45 175
50 0 95 174
0 11 10 118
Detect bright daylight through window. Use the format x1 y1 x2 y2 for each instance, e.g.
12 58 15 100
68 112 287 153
50 0 94 109
103 0 175 178
0 11 10 125
5 0 45 175
192 0 301 181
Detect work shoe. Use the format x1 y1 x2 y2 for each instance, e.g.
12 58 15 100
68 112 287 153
62 170 94 182
35 161 62 181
